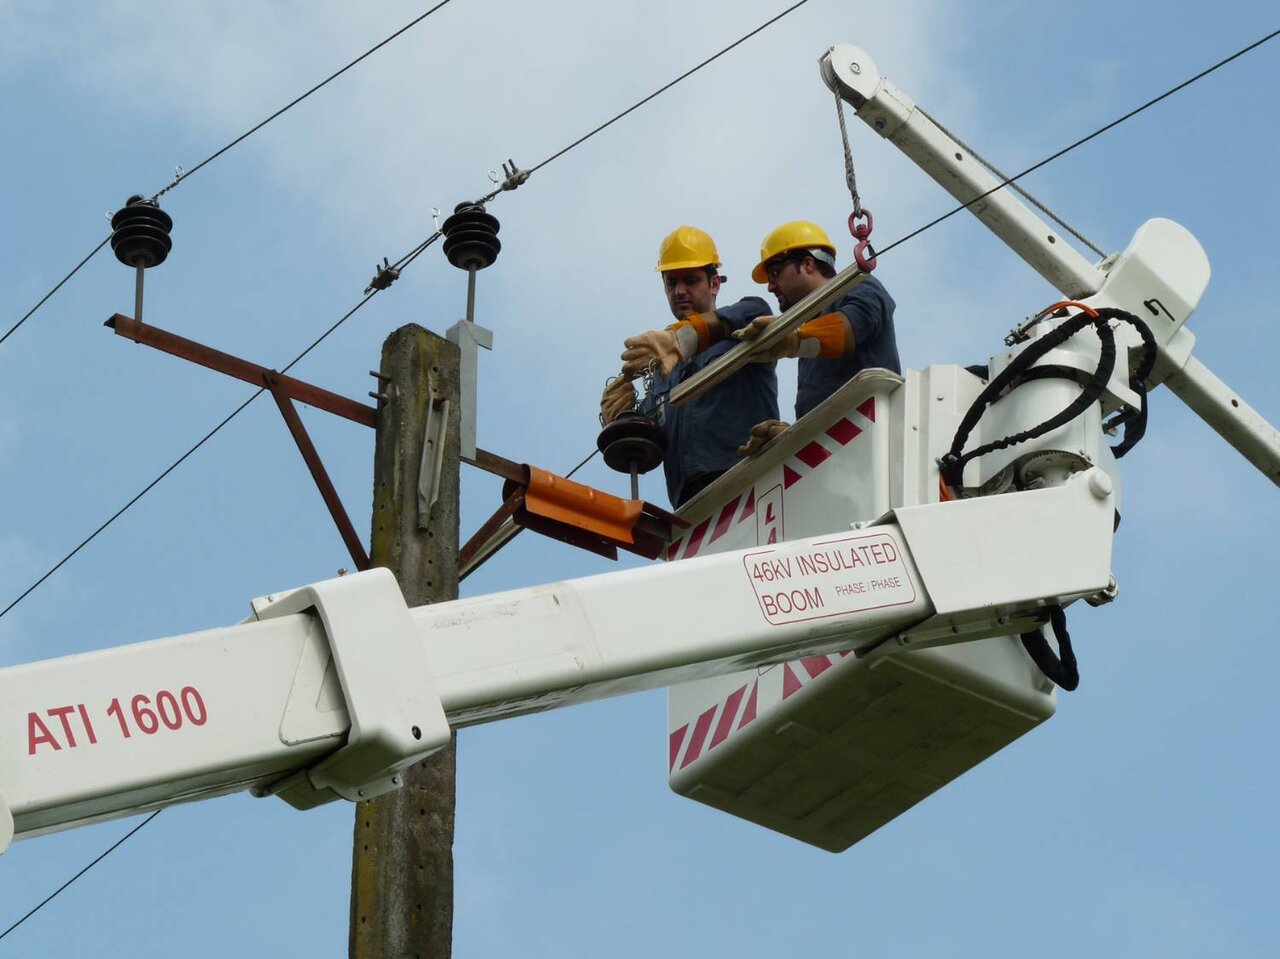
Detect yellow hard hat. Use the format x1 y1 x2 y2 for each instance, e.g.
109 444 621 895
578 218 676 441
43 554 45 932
752 221 836 283
656 225 721 272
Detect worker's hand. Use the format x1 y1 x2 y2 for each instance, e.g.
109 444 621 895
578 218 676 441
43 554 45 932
599 376 637 426
621 329 681 377
738 419 790 456
731 316 799 361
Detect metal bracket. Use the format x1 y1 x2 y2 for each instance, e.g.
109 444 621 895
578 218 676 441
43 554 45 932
251 568 450 807
417 379 451 532
446 318 493 461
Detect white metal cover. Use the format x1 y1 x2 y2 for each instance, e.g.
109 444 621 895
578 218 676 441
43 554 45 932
666 371 1057 851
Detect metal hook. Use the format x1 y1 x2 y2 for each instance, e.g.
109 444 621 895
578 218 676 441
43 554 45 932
431 206 441 231
848 209 877 271
487 169 501 184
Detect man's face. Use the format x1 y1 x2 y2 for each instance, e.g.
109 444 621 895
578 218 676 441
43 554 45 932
765 254 820 311
662 268 720 318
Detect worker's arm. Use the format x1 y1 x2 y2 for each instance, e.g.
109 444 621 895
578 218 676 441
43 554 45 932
621 298 772 377
732 311 853 360
732 287 887 361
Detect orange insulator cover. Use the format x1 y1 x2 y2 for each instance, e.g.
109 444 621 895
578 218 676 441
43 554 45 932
523 467 642 544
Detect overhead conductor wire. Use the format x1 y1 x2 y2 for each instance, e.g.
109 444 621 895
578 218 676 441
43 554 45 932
0 2 818 935
0 0 459 350
6 13 1276 943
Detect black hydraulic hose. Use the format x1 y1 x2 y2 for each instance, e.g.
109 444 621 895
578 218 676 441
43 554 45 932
1020 606 1079 691
1104 309 1158 459
940 311 1117 491
940 306 1158 490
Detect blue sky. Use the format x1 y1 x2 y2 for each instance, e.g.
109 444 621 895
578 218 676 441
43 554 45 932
0 1 1277 955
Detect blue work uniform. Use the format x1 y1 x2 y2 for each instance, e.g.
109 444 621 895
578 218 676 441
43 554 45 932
645 296 777 507
795 274 900 419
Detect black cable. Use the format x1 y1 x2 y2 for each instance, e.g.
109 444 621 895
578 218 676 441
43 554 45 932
152 0 458 199
1020 606 1079 691
939 309 1120 492
527 0 811 175
0 264 404 622
0 235 111 348
0 811 162 943
0 2 458 353
564 447 600 479
875 26 1280 262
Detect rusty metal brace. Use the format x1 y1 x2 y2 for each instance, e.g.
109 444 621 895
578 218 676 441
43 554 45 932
106 314 374 570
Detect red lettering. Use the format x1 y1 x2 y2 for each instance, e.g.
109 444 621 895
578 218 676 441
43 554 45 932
181 687 207 726
107 697 131 738
765 503 776 523
766 527 777 544
47 705 78 748
77 704 98 744
156 691 182 730
27 712 60 755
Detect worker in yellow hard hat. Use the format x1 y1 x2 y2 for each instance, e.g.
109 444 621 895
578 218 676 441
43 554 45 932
733 220 899 455
599 225 779 506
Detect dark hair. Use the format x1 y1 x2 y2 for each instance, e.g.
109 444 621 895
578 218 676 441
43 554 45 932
787 251 836 279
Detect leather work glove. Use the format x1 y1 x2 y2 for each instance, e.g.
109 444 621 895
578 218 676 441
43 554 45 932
731 315 795 361
732 313 848 361
600 376 638 426
738 419 790 457
620 313 711 377
621 329 681 377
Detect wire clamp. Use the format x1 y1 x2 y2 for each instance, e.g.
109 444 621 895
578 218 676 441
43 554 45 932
365 257 402 294
498 158 529 192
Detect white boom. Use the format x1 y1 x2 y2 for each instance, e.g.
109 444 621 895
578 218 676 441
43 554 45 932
2 40 1276 858
0 472 1114 850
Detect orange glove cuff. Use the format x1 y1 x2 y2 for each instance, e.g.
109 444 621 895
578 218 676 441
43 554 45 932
797 313 847 359
665 312 712 352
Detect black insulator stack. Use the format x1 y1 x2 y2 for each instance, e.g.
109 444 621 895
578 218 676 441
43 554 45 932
441 202 501 271
597 412 667 476
110 195 173 269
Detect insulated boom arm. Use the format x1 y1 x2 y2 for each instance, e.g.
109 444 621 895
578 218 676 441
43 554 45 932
0 472 1116 851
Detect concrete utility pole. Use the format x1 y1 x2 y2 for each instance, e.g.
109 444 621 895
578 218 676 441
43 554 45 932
351 324 460 959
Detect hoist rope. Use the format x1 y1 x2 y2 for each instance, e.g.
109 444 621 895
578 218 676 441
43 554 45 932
833 88 861 216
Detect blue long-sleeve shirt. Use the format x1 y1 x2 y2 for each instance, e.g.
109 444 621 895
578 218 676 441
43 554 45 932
795 274 900 419
645 296 777 506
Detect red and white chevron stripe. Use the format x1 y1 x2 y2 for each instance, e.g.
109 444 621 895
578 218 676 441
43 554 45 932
665 397 876 561
668 678 760 772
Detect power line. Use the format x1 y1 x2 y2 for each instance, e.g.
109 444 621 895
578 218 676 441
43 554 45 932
5 14 1274 628
0 235 110 348
0 811 162 943
152 0 459 199
876 25 1280 260
0 0 459 351
0 238 428 623
0 0 816 619
528 0 811 175
5 19 1273 945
